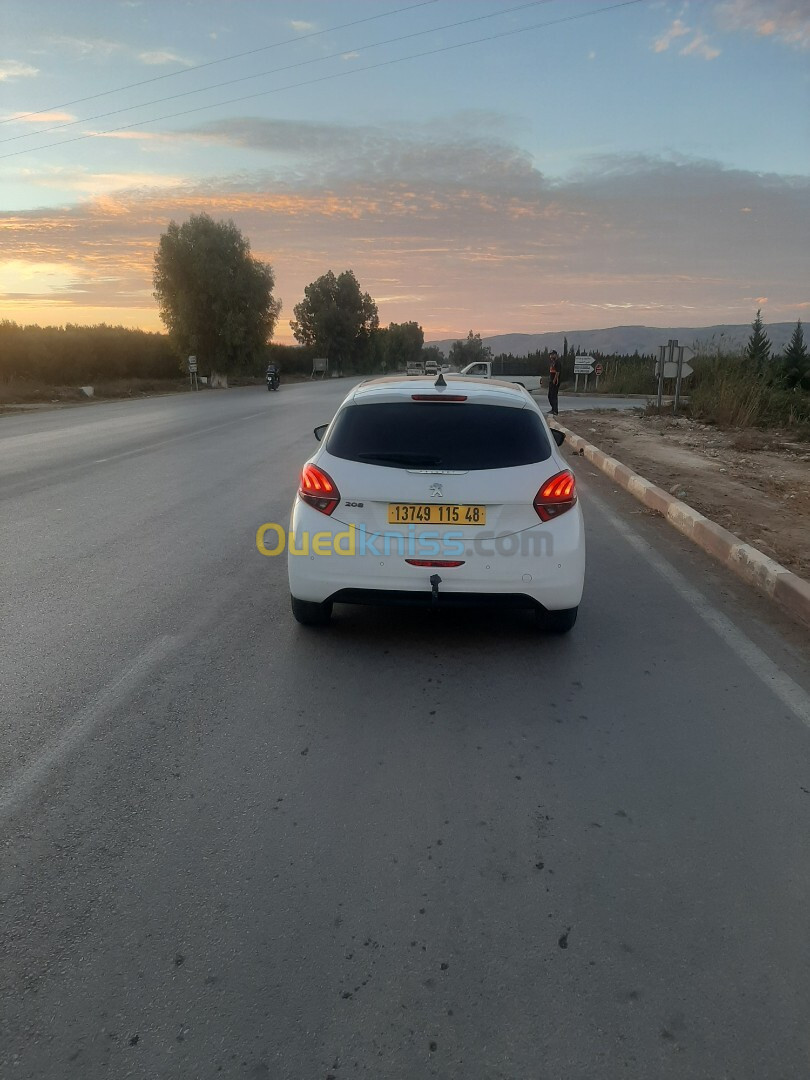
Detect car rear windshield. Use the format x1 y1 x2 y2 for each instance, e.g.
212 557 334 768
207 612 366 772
326 402 552 470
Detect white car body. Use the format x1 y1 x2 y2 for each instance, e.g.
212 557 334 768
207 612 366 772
458 360 544 393
287 376 585 628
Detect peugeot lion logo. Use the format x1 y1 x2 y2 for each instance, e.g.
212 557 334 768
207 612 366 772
429 483 443 498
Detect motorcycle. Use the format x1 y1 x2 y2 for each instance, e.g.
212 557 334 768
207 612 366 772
265 366 280 391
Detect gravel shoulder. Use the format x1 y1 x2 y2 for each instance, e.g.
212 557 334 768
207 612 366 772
564 408 810 578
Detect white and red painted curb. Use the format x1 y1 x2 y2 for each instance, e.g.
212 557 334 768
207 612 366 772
554 421 810 630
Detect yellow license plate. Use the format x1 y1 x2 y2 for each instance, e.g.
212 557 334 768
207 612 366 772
387 504 487 525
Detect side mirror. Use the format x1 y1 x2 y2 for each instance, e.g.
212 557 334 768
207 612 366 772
313 424 329 442
552 428 565 447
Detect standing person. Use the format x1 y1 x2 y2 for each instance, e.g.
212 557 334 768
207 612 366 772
547 350 561 416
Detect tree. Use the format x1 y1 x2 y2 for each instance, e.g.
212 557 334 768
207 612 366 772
290 270 379 373
745 308 772 373
448 331 492 369
420 344 445 367
153 213 280 381
779 319 808 390
384 321 424 371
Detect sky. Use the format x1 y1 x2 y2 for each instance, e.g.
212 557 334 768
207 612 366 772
1 0 808 344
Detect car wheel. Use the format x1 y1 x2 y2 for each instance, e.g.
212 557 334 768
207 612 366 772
291 594 333 626
537 606 578 634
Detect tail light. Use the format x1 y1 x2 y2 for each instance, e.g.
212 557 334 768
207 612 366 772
405 559 465 568
410 395 467 402
299 463 339 515
533 470 577 521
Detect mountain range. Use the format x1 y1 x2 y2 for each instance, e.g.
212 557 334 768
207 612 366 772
427 323 797 358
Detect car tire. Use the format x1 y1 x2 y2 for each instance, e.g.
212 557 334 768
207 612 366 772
291 594 333 626
538 606 578 634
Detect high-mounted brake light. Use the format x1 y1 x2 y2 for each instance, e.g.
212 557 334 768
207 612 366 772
410 395 467 402
299 463 340 515
533 470 577 521
405 559 465 568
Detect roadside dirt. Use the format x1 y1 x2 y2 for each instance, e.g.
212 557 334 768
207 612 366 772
564 409 810 578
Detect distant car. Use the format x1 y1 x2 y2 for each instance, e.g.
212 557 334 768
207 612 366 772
423 359 440 376
287 375 585 631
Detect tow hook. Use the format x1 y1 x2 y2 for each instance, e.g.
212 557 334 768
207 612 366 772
429 574 442 606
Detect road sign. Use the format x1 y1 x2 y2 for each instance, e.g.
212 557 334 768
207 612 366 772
594 362 603 376
574 355 595 374
655 360 693 379
188 355 198 373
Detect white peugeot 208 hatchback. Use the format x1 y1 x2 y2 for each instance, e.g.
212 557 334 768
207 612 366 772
287 374 585 631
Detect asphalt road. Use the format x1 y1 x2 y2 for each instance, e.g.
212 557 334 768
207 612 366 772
2 382 809 1080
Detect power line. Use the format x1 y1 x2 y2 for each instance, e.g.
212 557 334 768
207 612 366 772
0 0 441 126
0 0 553 145
0 0 645 162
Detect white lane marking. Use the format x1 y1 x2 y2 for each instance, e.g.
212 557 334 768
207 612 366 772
0 635 179 824
586 489 810 730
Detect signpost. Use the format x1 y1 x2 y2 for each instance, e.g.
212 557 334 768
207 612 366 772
594 361 603 389
655 340 693 411
188 355 198 390
573 355 595 392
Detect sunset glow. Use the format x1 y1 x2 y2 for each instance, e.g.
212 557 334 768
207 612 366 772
1 0 807 344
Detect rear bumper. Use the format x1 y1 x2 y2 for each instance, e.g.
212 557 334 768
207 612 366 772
286 500 585 611
328 588 543 610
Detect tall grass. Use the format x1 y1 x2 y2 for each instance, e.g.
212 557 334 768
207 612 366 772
589 356 652 395
687 352 810 433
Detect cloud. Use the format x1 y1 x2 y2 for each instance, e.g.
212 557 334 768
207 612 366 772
0 259 77 295
290 20 315 32
46 36 124 59
14 165 186 196
714 0 810 49
84 129 174 142
653 18 690 52
0 121 807 337
0 60 39 82
1 110 76 124
653 17 720 59
138 50 193 66
680 32 721 59
189 116 543 198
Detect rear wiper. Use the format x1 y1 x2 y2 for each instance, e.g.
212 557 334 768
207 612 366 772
357 451 442 466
